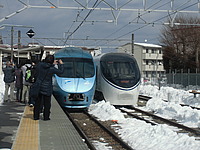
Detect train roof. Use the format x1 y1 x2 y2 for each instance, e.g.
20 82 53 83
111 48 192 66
54 47 93 59
100 53 136 62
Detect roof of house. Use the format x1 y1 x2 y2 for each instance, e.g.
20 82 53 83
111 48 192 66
119 42 162 48
134 42 162 48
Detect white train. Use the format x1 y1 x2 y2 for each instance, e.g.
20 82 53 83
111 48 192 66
94 53 141 106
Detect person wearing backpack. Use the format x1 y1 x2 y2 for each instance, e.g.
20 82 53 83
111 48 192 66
21 60 32 104
28 61 37 107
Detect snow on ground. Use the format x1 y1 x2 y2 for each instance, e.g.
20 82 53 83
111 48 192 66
89 101 200 150
140 84 200 128
88 84 200 150
1 74 200 150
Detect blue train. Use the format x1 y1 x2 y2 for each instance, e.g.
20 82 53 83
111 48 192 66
53 47 96 108
94 53 141 106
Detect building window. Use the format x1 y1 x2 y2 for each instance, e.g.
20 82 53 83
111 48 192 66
151 60 156 65
146 60 149 65
151 49 155 53
158 60 162 65
159 49 162 54
145 72 148 77
146 49 149 53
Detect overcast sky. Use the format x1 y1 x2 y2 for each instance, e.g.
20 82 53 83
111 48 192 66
0 0 199 51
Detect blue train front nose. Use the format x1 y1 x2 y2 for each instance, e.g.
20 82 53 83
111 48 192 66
53 76 96 108
58 77 94 92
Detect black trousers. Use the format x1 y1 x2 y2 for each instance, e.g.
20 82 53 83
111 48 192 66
16 88 23 101
34 93 51 120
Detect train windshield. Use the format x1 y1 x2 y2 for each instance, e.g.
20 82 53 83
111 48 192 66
57 58 95 78
101 61 140 88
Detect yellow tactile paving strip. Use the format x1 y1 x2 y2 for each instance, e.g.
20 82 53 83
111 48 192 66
11 106 39 150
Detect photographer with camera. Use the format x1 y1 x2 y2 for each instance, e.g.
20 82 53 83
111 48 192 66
33 55 64 121
54 59 62 64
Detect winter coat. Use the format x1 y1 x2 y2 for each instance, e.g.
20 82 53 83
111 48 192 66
15 68 23 88
35 62 64 96
29 65 37 83
3 66 15 83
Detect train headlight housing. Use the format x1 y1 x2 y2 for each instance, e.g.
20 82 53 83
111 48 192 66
68 93 85 101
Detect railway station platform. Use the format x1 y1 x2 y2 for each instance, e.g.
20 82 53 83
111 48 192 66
0 97 89 150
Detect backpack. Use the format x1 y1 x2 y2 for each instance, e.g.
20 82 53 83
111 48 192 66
25 65 32 82
25 65 36 83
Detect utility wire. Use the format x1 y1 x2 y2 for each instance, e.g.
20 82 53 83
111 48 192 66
64 0 93 38
94 0 172 46
63 0 100 46
100 1 199 47
120 2 199 37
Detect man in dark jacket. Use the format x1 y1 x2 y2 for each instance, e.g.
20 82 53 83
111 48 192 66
3 61 15 102
15 63 23 102
33 55 64 120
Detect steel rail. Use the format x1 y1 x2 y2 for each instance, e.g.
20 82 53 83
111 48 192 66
118 108 157 125
62 108 97 150
130 106 200 136
138 95 200 110
84 111 134 150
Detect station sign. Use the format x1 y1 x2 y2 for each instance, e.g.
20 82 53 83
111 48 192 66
26 29 35 38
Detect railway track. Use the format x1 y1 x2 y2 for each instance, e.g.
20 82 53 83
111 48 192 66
118 106 200 138
63 108 134 150
59 95 200 149
138 95 200 110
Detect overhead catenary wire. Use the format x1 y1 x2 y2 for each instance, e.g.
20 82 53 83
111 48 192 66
97 1 199 48
64 0 94 38
1 0 199 48
61 0 199 48
120 1 199 37
62 0 172 47
63 0 100 46
93 0 172 47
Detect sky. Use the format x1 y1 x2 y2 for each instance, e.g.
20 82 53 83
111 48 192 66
1 74 200 150
0 0 200 52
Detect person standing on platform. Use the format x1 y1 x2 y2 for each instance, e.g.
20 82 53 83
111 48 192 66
3 61 15 102
33 55 64 121
28 60 37 107
15 63 23 102
21 60 32 104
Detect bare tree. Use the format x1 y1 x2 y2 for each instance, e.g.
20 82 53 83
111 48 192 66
160 15 200 72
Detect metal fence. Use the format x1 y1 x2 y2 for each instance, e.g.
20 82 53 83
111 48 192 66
166 72 200 89
143 70 200 90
